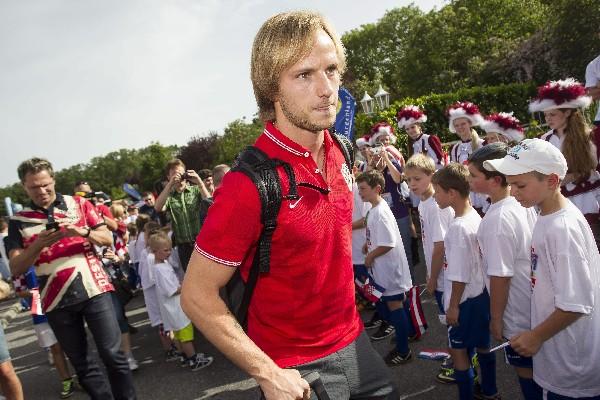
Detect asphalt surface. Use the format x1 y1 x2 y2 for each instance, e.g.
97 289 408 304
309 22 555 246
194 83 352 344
5 256 524 400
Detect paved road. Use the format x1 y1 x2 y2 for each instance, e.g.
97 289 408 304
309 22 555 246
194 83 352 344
6 261 523 399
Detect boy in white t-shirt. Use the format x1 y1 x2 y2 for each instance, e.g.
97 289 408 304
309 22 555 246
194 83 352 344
405 154 454 315
468 143 540 399
356 170 414 365
432 164 498 400
484 139 600 399
405 154 457 383
148 232 214 371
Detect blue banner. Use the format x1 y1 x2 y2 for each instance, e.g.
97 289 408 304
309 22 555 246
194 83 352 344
334 87 356 140
122 183 141 200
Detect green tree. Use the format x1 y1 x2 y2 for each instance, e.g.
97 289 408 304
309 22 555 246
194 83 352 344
215 118 263 165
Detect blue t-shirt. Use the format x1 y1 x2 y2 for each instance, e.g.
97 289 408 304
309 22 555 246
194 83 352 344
382 160 409 219
25 267 48 325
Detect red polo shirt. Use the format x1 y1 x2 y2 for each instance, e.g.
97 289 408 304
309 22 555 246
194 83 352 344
195 122 362 368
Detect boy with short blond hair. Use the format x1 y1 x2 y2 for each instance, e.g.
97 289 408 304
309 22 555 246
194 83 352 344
405 154 453 316
432 163 498 400
485 138 600 399
356 170 414 365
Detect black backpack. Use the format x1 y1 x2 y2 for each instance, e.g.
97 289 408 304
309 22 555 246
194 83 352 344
225 133 354 328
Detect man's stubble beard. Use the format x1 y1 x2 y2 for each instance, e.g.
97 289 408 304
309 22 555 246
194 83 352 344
279 96 336 134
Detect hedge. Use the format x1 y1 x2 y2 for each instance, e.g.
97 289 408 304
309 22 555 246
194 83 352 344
353 82 539 154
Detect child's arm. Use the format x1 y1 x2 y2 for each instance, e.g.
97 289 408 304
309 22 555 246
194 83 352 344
510 309 582 357
489 276 511 341
427 241 445 294
364 246 393 268
352 218 365 230
446 281 466 326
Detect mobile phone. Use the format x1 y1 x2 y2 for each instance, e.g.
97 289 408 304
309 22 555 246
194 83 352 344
46 222 59 231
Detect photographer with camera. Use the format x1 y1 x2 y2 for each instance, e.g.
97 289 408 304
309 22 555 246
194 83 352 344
154 159 210 272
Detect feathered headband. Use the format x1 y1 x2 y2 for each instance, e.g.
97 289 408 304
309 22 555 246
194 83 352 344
447 101 484 133
481 112 524 142
396 105 427 129
529 78 592 113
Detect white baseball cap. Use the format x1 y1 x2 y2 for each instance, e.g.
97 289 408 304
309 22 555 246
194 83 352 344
483 138 567 179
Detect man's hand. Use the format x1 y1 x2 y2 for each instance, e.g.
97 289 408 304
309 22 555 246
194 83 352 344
446 305 459 327
490 318 504 342
32 228 65 250
510 330 543 357
426 276 436 296
185 170 203 186
61 224 88 238
259 368 310 400
168 171 183 188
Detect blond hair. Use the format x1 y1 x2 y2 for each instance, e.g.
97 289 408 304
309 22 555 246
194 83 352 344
405 154 436 175
147 232 171 252
110 203 126 220
251 11 346 122
561 109 596 182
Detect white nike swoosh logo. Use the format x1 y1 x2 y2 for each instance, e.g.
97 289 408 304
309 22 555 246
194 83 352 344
289 196 303 209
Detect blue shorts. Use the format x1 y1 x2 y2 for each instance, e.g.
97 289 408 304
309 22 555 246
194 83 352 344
0 325 10 364
447 290 490 349
504 344 532 368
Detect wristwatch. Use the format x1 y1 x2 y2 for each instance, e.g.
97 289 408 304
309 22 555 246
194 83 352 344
82 227 92 238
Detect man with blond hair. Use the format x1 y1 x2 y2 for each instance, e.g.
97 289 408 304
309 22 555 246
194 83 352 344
182 11 398 400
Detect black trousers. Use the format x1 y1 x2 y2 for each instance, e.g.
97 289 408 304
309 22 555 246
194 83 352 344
46 293 136 400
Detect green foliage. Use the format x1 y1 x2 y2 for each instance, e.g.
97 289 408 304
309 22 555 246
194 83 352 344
343 0 549 98
214 117 263 165
0 142 178 215
354 82 538 154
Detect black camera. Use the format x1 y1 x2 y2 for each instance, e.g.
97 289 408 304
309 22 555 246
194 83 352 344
182 172 191 180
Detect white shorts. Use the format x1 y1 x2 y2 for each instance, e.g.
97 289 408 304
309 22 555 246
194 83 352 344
142 286 162 327
33 322 58 348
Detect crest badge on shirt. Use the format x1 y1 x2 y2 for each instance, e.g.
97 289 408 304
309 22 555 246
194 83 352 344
341 163 353 191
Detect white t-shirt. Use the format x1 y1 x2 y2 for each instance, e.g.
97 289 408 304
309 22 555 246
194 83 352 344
418 195 454 290
530 202 600 397
153 260 190 332
585 54 600 122
443 208 485 311
540 130 600 214
127 237 139 264
352 183 371 265
138 248 155 290
365 201 412 296
477 196 537 338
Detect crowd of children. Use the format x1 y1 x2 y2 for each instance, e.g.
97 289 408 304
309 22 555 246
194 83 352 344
352 77 600 400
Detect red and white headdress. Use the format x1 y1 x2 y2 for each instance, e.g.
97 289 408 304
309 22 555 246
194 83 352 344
355 135 371 148
396 105 427 129
481 112 524 142
447 101 484 133
529 78 592 113
369 122 397 146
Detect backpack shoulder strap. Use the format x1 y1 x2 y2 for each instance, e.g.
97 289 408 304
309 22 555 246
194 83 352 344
230 145 298 327
331 133 354 171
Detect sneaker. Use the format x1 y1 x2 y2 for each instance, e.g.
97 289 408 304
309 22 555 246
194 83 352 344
60 378 75 399
441 356 453 371
189 354 214 371
385 349 412 366
165 348 182 362
436 367 457 384
363 313 382 330
370 322 395 341
127 357 139 371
